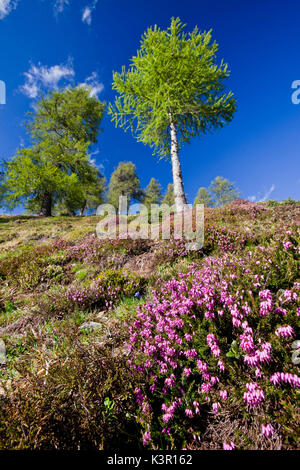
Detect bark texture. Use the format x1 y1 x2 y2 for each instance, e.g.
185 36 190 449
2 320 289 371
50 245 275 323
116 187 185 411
40 191 52 217
170 118 187 213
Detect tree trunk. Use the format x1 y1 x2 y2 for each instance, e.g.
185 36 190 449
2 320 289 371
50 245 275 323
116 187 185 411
80 200 87 216
40 191 52 217
169 118 187 213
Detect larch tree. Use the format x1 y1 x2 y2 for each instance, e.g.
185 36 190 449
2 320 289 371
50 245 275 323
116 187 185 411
4 87 105 216
209 176 240 207
109 17 236 213
161 183 175 206
193 187 214 207
143 177 162 209
107 161 143 211
55 167 106 216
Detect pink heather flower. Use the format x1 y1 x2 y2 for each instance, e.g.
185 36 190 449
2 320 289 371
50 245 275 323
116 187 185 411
223 441 235 450
165 374 176 388
240 333 255 353
283 241 292 250
259 290 273 317
185 408 193 418
210 376 219 386
275 325 294 338
184 349 198 358
270 372 300 388
201 383 212 393
202 372 211 381
212 402 221 413
197 360 208 372
275 307 287 316
232 317 241 328
207 333 221 357
220 390 228 401
244 342 272 368
243 382 265 407
261 424 274 438
162 413 173 423
217 360 225 372
142 431 151 446
183 367 192 377
134 387 144 404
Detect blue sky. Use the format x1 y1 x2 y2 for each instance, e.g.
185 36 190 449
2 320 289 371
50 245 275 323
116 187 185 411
0 0 300 210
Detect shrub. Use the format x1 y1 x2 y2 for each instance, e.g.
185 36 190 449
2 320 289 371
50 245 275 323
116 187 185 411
65 270 146 312
128 230 299 449
0 341 140 450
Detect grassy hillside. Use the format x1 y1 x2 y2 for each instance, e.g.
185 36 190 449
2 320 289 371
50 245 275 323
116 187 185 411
0 200 299 450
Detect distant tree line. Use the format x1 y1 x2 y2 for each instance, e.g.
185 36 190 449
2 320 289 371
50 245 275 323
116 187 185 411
0 17 239 216
0 86 239 216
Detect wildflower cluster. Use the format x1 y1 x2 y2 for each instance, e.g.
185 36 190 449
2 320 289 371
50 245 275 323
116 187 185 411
128 228 299 449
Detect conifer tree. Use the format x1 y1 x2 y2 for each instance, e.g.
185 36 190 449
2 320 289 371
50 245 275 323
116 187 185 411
143 177 162 209
4 87 105 216
107 161 143 211
109 17 236 213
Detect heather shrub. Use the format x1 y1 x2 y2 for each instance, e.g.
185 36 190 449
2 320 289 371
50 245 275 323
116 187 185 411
65 234 150 263
0 206 298 450
0 341 140 450
65 270 146 311
128 231 299 449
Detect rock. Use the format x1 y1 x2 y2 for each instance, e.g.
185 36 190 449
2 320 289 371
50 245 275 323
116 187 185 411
0 339 6 366
122 250 157 276
291 350 300 365
79 321 102 331
95 311 107 320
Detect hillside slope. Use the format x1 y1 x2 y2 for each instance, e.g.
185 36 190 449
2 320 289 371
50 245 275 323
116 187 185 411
0 201 299 450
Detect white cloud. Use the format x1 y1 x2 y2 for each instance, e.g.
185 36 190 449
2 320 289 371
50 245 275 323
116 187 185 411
82 6 92 24
82 0 98 25
53 0 69 14
78 72 104 97
20 60 75 98
0 0 18 19
259 184 276 202
248 184 276 203
89 152 105 172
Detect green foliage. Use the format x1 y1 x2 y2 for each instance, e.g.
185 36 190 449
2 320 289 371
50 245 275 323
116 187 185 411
193 187 214 207
55 167 106 216
267 198 299 207
3 87 105 216
209 176 240 207
130 230 299 449
161 183 175 206
107 161 143 211
109 17 236 158
143 178 162 209
96 269 145 298
0 205 298 450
